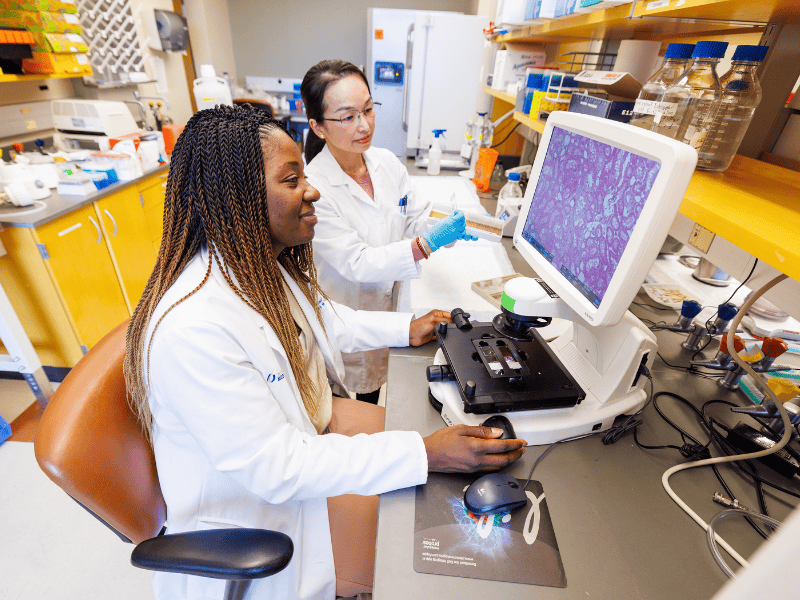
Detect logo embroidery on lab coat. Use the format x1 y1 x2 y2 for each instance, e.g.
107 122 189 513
267 373 285 383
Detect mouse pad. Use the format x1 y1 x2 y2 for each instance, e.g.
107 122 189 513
413 473 566 587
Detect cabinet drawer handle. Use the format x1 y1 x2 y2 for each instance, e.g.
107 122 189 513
88 215 102 244
104 209 118 237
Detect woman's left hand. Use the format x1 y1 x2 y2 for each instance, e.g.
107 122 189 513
409 310 452 346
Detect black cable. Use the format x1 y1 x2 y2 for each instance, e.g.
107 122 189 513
521 430 604 491
491 122 521 148
632 391 712 460
632 301 677 312
602 371 654 444
722 258 759 306
635 392 777 538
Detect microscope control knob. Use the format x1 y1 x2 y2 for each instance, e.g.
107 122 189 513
719 334 744 355
762 336 789 358
437 321 448 335
465 380 476 396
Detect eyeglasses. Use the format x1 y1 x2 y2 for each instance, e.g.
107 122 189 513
322 103 381 129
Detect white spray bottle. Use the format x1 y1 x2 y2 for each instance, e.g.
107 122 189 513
427 129 446 176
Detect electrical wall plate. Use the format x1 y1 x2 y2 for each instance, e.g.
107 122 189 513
687 222 716 253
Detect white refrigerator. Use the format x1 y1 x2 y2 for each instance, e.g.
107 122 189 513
366 8 490 165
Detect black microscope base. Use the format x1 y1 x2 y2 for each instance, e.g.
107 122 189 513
436 321 585 415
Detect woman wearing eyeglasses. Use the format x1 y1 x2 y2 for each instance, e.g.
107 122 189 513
302 59 473 405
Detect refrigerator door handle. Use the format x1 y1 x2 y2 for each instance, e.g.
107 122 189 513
402 23 414 133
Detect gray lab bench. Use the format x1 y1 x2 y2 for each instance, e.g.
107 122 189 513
374 241 798 600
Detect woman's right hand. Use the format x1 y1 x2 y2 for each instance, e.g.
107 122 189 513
423 424 526 473
422 210 477 252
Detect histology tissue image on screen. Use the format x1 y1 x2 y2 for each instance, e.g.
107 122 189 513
522 127 661 306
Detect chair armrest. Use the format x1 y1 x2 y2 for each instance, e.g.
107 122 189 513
131 528 293 580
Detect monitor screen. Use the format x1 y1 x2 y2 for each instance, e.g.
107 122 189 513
520 126 662 308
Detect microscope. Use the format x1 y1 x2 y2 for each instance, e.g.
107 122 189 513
428 112 698 445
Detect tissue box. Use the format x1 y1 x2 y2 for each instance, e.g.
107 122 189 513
568 94 635 123
491 43 546 91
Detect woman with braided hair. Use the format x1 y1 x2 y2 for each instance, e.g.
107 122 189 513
125 105 525 600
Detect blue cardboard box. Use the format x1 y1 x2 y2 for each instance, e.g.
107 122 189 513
1 413 11 444
568 94 635 123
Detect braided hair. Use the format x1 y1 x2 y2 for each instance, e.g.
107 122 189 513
125 104 327 442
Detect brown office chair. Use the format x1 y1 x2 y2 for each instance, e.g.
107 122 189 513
34 320 293 600
233 98 274 117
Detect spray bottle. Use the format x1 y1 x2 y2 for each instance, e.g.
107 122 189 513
427 129 446 175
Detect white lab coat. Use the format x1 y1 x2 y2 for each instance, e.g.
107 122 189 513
145 247 428 600
306 145 431 393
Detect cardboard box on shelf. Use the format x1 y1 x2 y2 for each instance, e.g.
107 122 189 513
22 50 90 74
492 42 546 91
0 9 81 33
569 70 641 124
573 70 642 100
31 31 87 53
568 94 635 123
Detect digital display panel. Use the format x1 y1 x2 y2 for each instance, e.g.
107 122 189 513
521 126 661 307
374 61 404 85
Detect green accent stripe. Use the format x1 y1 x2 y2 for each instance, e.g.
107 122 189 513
500 291 515 312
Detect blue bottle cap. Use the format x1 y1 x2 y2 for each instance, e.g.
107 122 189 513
680 299 703 319
664 43 695 60
692 41 729 59
508 172 521 181
718 303 738 321
731 45 769 63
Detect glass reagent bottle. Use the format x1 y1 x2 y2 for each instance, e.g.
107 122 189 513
696 45 768 171
629 43 695 131
652 41 728 148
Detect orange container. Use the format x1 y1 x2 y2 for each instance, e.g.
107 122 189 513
473 148 498 193
161 123 185 155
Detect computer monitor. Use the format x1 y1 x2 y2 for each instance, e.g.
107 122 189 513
513 112 697 328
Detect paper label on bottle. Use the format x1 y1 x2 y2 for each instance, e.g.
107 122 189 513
633 99 679 117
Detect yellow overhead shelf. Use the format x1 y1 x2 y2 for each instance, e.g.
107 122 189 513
513 111 546 134
488 84 800 281
681 155 800 282
495 0 800 43
0 72 86 83
485 87 516 105
485 88 548 134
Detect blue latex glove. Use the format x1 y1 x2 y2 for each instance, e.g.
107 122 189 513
423 210 478 252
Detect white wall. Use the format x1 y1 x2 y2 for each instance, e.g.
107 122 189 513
225 0 475 83
183 0 237 83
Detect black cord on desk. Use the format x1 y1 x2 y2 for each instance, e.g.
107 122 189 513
602 369 654 445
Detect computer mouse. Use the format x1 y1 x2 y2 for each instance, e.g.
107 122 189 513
464 473 528 515
481 414 517 440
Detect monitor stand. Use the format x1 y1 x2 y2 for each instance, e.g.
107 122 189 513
429 307 657 446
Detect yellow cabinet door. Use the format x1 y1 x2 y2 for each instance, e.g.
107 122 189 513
34 203 130 350
139 172 168 253
96 186 158 309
